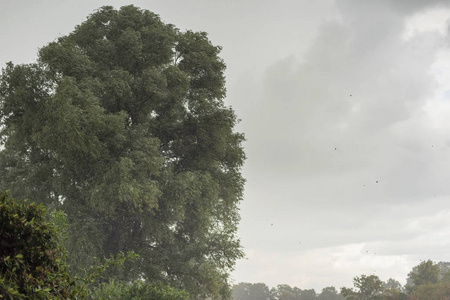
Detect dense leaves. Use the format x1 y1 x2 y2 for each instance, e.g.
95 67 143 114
406 260 440 290
0 191 80 299
89 280 189 300
0 5 245 298
0 191 184 299
405 260 448 299
340 274 383 300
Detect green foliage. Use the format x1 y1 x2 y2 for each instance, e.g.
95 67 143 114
442 270 450 283
318 286 344 300
274 284 301 300
437 262 450 279
379 279 407 300
89 279 189 300
235 261 450 300
271 283 316 300
0 4 245 298
0 191 169 299
409 281 450 300
79 251 140 293
340 287 358 300
0 191 81 299
354 275 383 299
404 260 450 299
341 274 383 300
232 282 271 300
406 260 440 293
48 210 69 244
232 283 343 300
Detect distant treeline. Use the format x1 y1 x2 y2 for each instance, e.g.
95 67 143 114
232 260 450 300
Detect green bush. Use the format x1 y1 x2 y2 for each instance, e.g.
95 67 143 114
0 190 187 299
89 279 189 300
0 191 81 299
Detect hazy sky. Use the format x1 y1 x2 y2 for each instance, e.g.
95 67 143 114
2 0 450 292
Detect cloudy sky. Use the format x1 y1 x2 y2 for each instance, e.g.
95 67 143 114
3 0 450 292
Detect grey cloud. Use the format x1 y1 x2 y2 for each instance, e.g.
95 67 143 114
337 0 450 16
239 0 450 263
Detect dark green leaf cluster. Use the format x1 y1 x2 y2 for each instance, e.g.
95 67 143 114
0 5 245 298
0 191 80 299
89 280 189 300
0 191 188 299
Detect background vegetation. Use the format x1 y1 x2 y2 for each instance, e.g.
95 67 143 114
232 260 450 300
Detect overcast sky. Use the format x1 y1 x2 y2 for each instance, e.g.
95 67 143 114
3 0 450 292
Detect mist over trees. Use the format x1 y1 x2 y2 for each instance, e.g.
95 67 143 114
233 260 450 300
0 5 245 298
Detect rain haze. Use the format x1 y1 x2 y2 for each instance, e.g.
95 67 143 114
2 0 450 292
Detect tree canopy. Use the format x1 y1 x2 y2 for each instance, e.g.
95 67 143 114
340 274 383 300
0 5 245 298
406 260 440 289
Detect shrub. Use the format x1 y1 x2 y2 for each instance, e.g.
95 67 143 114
89 279 190 300
0 190 82 299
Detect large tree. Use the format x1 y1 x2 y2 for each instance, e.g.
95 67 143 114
0 5 245 298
